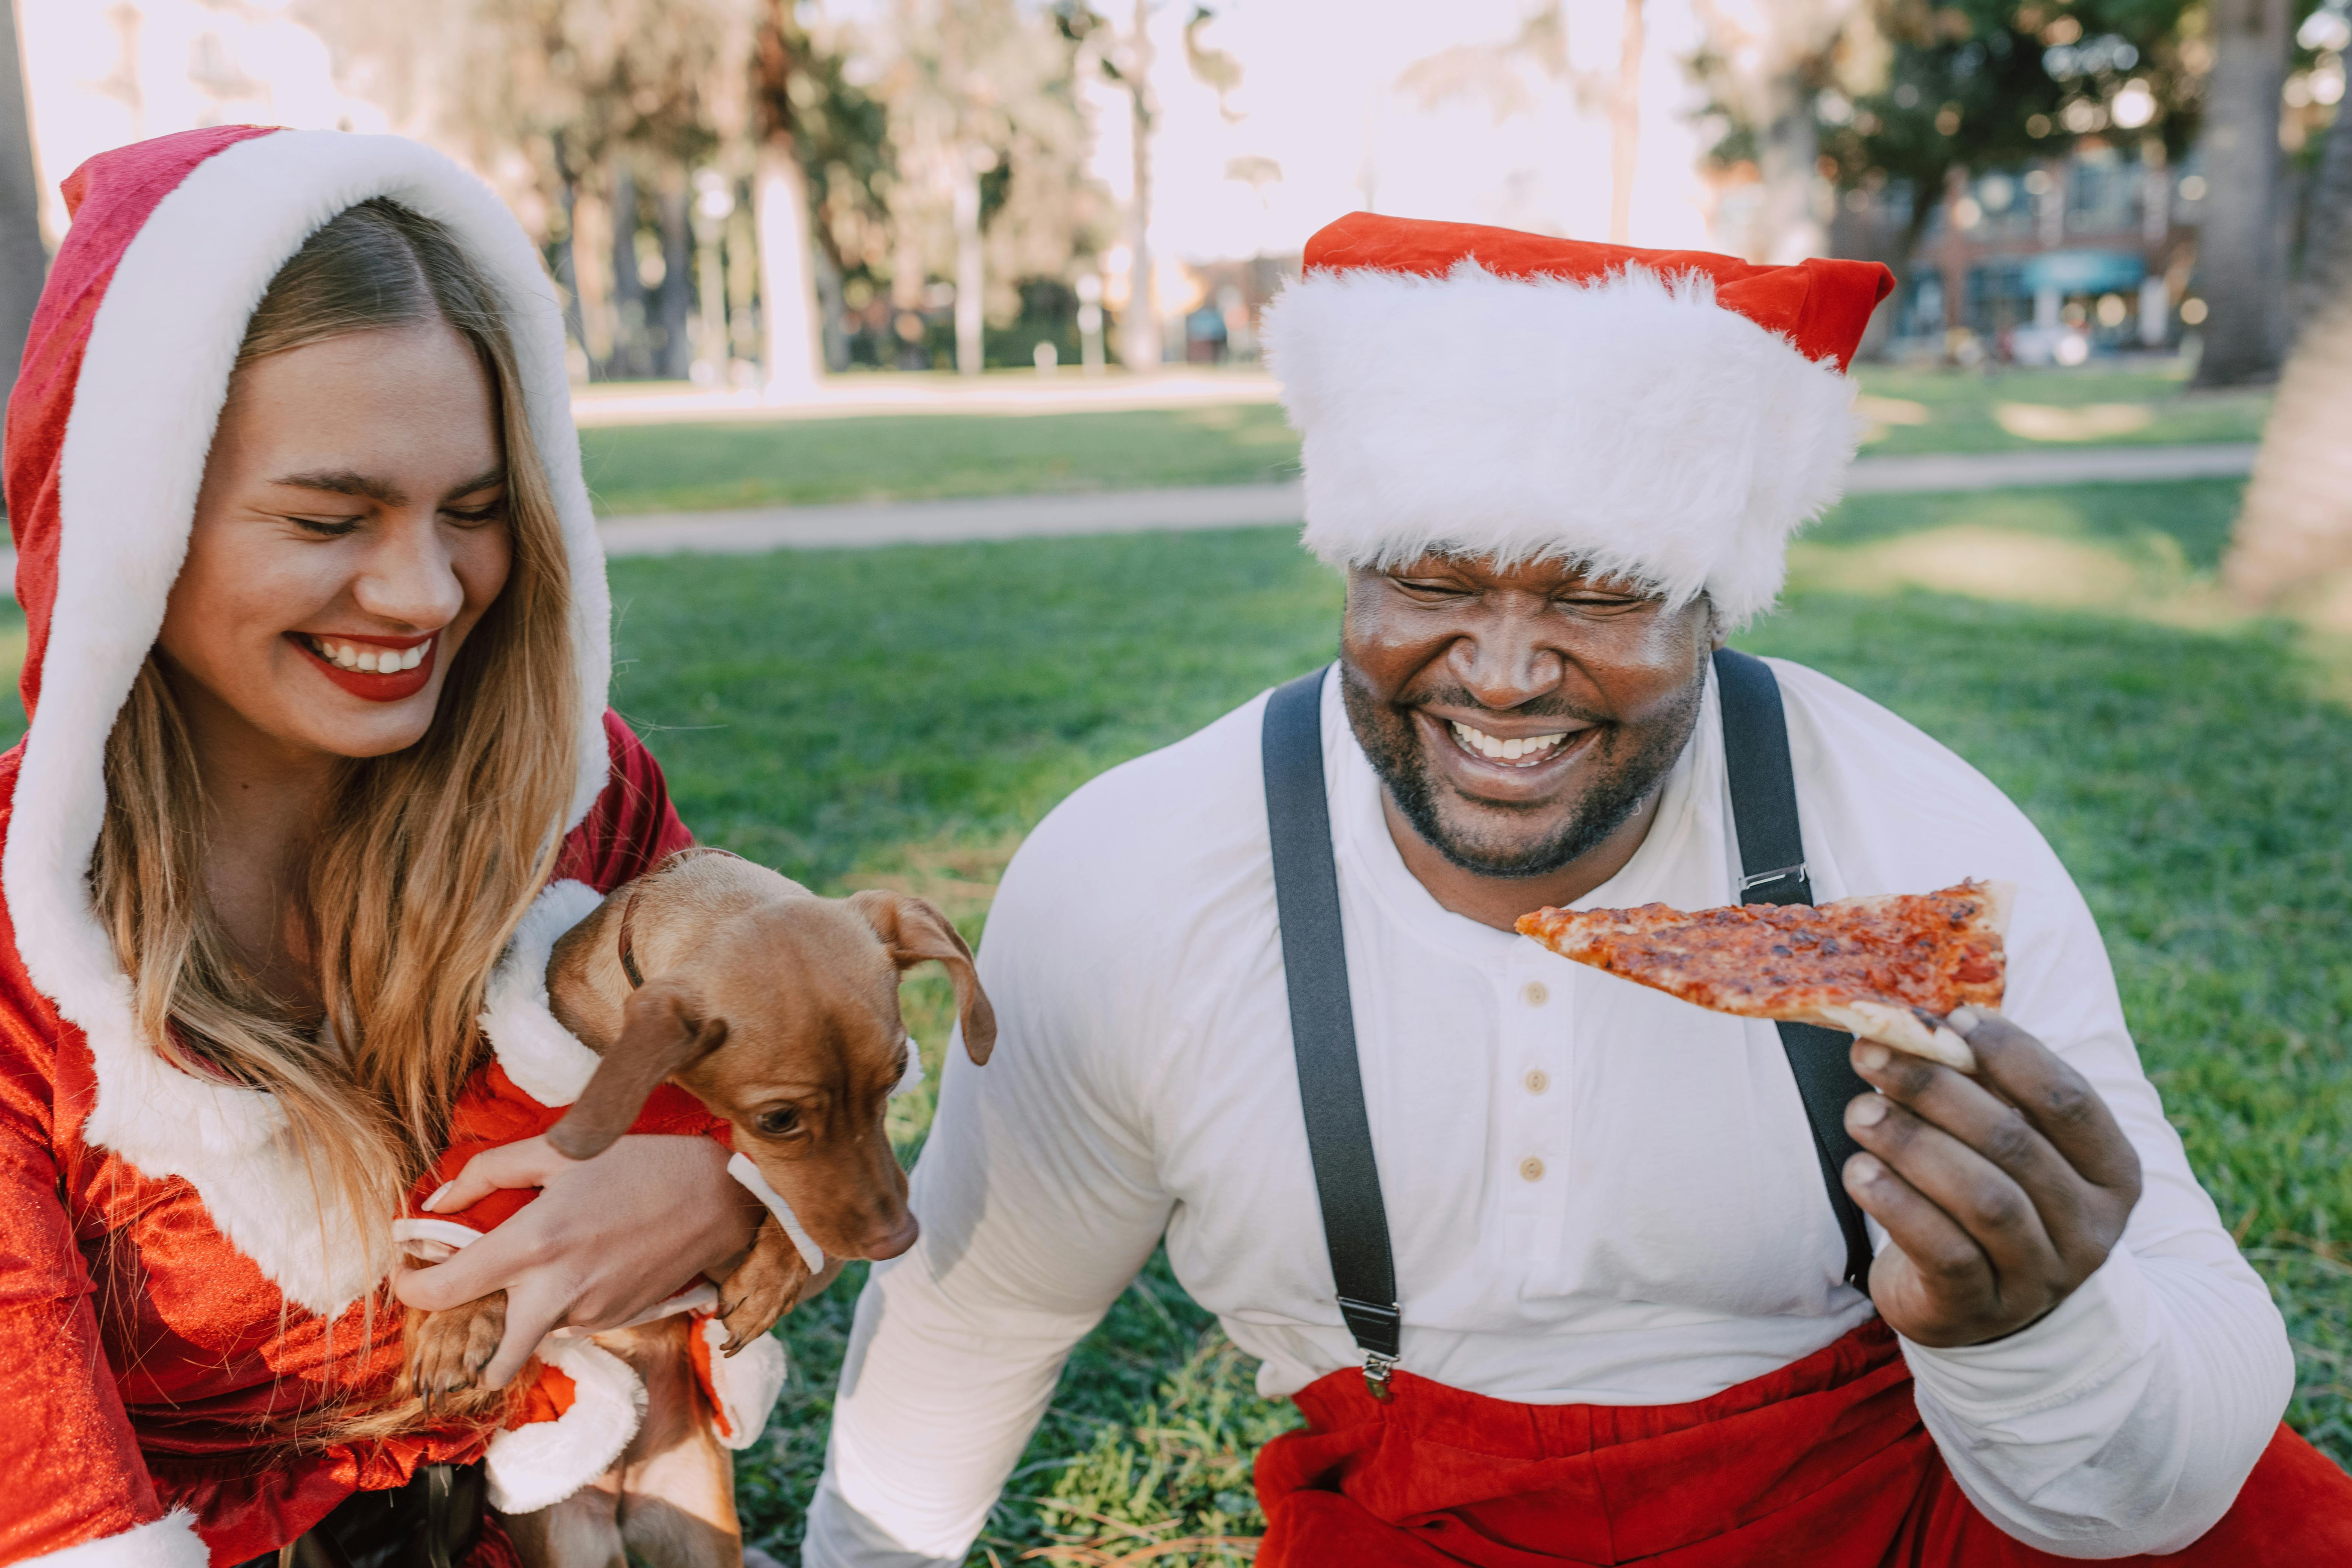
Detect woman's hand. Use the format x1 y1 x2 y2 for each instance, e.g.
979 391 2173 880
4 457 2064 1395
393 1133 762 1388
1840 1007 2143 1348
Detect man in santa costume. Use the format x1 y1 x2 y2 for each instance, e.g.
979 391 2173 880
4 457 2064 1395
802 214 2352 1565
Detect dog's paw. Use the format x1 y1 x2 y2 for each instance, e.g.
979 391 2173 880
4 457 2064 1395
715 1223 810 1354
406 1292 508 1405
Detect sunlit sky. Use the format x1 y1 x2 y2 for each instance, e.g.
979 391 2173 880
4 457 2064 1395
19 0 1730 259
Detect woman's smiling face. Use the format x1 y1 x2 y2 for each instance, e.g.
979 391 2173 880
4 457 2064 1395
157 319 513 764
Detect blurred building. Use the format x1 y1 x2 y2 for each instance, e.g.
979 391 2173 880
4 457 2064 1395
1833 140 2198 365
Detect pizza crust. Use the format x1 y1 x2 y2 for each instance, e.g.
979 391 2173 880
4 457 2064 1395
1805 1000 1978 1073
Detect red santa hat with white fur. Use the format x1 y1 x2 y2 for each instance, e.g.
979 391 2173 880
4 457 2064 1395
1261 214 1894 624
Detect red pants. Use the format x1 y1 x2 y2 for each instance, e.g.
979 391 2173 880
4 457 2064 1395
1255 1319 2352 1566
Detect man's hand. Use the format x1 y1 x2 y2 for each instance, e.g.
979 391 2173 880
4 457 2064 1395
1841 1006 2142 1348
394 1133 763 1388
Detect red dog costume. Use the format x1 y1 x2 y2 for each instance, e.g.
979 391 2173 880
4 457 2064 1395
0 128 779 1568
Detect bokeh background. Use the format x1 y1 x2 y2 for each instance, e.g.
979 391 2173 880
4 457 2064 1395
2 3 2349 1564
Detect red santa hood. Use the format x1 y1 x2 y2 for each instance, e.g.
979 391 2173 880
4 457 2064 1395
0 127 614 1313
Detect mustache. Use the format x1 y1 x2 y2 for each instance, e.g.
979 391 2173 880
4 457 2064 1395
1398 684 1609 726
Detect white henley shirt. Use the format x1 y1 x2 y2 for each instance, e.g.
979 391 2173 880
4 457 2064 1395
803 658 2291 1564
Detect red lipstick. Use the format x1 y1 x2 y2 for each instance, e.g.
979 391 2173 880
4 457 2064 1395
288 630 438 703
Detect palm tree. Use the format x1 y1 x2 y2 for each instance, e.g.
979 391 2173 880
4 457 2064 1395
2221 93 2352 617
2 0 47 410
2190 0 2293 386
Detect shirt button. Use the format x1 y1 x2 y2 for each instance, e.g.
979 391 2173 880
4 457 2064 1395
1521 981 1550 1007
1518 1156 1546 1182
1524 1068 1550 1095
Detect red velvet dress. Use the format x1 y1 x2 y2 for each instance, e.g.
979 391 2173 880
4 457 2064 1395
0 715 699 1567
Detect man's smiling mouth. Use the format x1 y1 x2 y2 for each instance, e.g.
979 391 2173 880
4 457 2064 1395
1449 720 1576 768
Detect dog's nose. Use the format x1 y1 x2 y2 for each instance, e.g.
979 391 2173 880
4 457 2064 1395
859 1215 920 1260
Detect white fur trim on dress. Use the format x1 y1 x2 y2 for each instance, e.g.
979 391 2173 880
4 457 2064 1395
485 1336 647 1515
3 130 613 1315
699 1314 788 1451
479 878 609 1106
1261 261 1861 626
25 1511 208 1568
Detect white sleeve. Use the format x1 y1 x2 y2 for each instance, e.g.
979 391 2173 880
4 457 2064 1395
801 839 1176 1567
1896 876 2292 1557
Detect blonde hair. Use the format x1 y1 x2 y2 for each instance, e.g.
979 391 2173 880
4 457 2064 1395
93 200 580 1288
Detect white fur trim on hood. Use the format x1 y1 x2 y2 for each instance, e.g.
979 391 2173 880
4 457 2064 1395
479 878 609 1107
24 1511 208 1568
5 130 611 1315
1261 260 1861 625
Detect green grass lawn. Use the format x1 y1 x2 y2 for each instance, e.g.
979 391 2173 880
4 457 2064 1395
567 362 2270 518
580 401 1301 516
584 482 2352 1562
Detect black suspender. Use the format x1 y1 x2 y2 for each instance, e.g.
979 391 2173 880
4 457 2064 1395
1261 653 1873 1398
1262 670 1404 1398
1712 648 1878 1293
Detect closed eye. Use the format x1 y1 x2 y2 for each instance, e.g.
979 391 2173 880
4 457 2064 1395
288 514 365 538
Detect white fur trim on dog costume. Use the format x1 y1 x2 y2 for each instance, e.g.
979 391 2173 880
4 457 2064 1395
4 130 613 1315
1261 261 1861 626
23 1511 208 1568
698 1314 788 1451
727 1153 826 1273
484 1336 647 1515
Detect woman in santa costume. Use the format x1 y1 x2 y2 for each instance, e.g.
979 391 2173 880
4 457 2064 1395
806 214 2352 1564
0 127 785 1568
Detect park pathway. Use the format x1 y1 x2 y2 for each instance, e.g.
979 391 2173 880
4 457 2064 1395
594 441 2259 559
0 442 2260 586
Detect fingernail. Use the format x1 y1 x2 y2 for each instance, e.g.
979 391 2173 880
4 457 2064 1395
1856 1043 1891 1072
1850 1153 1884 1183
1849 1094 1888 1127
422 1183 452 1213
1948 1005 1981 1034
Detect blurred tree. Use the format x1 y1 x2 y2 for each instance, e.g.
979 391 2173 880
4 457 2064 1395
1 0 43 410
1791 0 2206 288
879 0 1093 374
2223 89 2352 610
1058 0 1161 370
1695 0 1872 262
2193 0 2294 383
753 0 826 393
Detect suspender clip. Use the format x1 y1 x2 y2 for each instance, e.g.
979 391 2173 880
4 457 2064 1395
1738 862 1808 900
1361 1349 1399 1402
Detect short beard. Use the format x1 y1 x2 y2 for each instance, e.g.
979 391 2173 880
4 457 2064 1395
1341 661 1706 881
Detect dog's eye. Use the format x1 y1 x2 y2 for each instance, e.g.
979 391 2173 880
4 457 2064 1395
755 1107 801 1138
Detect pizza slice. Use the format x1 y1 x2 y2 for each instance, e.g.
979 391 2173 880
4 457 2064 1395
1514 880 2013 1072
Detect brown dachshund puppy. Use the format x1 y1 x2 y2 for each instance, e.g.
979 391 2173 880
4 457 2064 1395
404 851 993 1568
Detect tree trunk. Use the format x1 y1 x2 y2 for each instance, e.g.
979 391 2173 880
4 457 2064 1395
2192 0 2291 386
570 186 617 379
753 140 823 396
2 0 49 409
952 153 984 376
2222 95 2352 617
1755 97 1824 264
609 164 649 379
1608 0 1644 245
656 169 694 381
1118 0 1161 373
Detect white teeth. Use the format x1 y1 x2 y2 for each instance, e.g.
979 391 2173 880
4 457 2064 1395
306 636 431 674
1450 720 1573 768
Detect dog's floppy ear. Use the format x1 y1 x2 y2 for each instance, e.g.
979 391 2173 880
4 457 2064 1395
849 891 997 1065
548 977 729 1160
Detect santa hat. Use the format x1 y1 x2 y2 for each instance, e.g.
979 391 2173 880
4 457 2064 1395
1 126 611 1311
1262 213 1894 624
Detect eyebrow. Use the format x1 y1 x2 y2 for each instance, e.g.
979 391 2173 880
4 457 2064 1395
265 467 508 506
